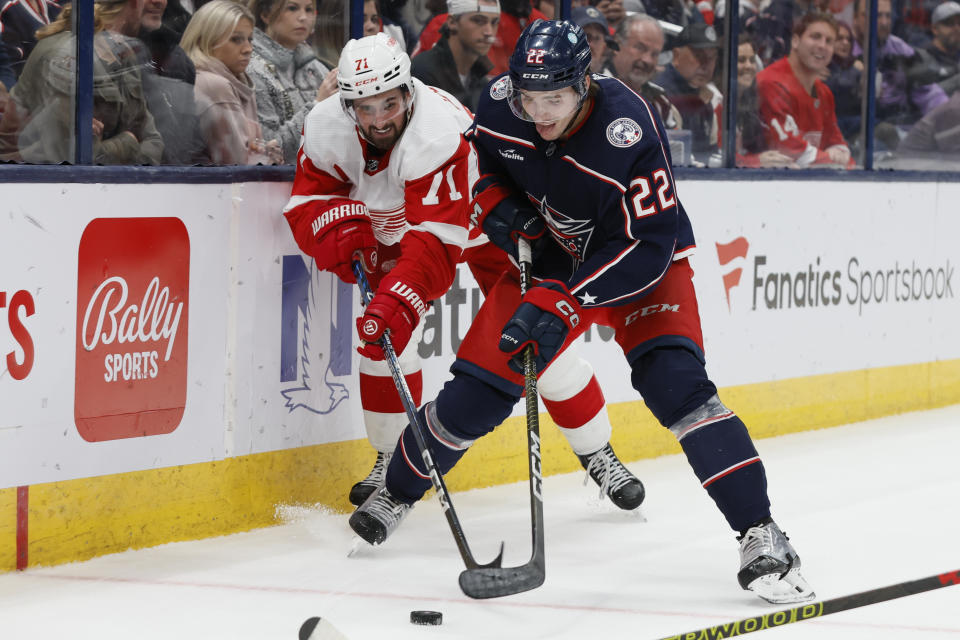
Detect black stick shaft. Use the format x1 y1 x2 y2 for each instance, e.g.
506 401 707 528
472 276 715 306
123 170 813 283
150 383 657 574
657 569 960 640
517 239 546 564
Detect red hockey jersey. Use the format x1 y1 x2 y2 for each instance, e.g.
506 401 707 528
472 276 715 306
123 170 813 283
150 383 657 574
756 58 850 168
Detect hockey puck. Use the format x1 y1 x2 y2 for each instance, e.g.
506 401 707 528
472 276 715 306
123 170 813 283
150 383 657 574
410 610 443 625
299 617 321 639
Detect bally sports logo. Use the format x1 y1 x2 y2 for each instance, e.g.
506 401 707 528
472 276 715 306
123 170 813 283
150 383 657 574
75 218 190 442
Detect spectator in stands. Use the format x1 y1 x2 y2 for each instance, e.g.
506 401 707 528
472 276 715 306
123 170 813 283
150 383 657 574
182 0 282 164
898 88 960 151
824 19 863 144
138 0 205 164
893 0 941 47
920 1 960 95
656 22 722 156
410 0 499 111
366 0 409 50
608 14 683 128
415 0 547 74
736 34 797 166
757 12 854 167
247 0 338 163
572 5 618 74
595 0 627 32
852 0 947 146
0 0 164 164
0 0 62 84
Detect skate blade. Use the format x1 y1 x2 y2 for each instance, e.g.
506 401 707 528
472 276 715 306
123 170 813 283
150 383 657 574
747 568 815 604
346 536 369 558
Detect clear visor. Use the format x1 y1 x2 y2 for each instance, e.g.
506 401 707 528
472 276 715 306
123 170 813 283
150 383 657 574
342 90 413 127
508 86 583 124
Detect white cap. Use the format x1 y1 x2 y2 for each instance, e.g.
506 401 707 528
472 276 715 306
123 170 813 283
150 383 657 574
932 0 960 23
446 0 500 16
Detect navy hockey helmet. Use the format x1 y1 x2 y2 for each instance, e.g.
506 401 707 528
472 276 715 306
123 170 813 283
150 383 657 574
507 19 592 121
508 19 591 92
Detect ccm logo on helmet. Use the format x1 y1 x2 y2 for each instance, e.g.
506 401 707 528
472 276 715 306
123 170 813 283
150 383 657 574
356 76 380 86
522 73 549 79
555 300 580 327
526 48 546 64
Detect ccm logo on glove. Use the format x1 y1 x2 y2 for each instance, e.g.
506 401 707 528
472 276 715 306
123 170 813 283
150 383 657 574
499 280 581 374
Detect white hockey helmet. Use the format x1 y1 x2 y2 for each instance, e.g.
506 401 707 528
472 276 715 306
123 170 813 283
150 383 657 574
337 33 414 105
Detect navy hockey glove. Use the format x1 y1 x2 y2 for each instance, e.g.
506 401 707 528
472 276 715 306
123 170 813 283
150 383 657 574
310 199 378 284
357 276 428 360
499 281 581 374
475 195 545 259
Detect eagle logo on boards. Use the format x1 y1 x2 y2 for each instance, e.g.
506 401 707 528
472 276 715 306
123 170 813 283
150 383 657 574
280 256 352 414
606 118 642 147
490 76 511 100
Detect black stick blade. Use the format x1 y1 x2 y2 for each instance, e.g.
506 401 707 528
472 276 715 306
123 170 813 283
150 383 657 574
458 564 545 599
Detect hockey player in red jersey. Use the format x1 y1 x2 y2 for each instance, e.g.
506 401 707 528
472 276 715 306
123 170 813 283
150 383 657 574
756 12 854 168
282 32 644 511
349 20 815 605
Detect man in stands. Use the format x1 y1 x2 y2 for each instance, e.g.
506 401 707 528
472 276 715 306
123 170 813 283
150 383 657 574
571 5 617 75
756 12 854 168
852 0 947 148
921 1 960 97
283 33 644 511
656 22 722 157
350 19 815 606
411 0 501 111
607 13 682 129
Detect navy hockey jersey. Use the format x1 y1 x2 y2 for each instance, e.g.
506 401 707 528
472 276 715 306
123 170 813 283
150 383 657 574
468 74 697 308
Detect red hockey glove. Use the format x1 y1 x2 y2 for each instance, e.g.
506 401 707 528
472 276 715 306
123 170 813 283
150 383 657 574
474 194 545 259
499 280 581 374
356 276 428 360
309 199 378 284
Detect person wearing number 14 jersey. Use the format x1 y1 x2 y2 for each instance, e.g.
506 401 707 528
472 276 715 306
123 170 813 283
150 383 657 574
350 19 816 605
282 33 644 514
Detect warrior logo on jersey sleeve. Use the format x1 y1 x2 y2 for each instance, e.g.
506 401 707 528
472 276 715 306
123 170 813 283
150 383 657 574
606 118 643 148
528 193 594 261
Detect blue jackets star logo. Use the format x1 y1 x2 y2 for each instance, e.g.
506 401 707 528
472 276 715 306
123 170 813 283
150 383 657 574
527 193 594 261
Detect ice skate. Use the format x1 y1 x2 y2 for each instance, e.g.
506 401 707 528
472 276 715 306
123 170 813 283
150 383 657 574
348 485 413 545
348 451 392 506
737 520 815 604
577 443 645 510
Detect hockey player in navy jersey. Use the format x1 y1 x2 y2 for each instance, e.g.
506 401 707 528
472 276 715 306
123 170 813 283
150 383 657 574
283 33 644 511
349 20 815 604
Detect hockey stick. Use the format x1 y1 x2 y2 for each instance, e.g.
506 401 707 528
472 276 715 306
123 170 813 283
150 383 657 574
352 262 505 577
457 236 547 599
656 568 960 639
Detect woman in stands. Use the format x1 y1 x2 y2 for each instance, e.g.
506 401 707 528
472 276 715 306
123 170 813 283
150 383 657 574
182 0 282 165
245 0 338 163
0 0 162 164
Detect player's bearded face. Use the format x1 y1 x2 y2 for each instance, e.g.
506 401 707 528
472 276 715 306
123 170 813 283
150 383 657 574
511 87 582 141
353 89 411 149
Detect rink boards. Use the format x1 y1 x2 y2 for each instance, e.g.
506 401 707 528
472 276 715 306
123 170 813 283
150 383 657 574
2 178 959 571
